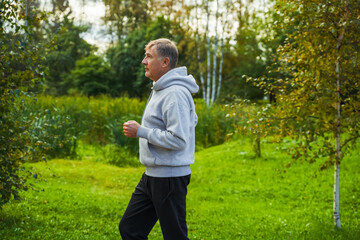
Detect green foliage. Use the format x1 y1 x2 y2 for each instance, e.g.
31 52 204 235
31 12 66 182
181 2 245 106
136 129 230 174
103 0 148 40
30 108 77 159
33 95 145 148
226 99 275 157
0 0 48 207
249 0 360 161
245 1 359 227
44 17 95 95
33 1 273 101
194 99 236 149
0 140 359 239
223 12 266 100
106 26 149 98
29 96 234 154
65 55 117 96
145 15 173 40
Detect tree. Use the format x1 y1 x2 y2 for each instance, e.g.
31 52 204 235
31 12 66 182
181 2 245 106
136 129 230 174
106 24 148 98
43 17 95 95
193 0 265 104
194 0 233 105
0 0 47 207
103 0 149 42
223 0 265 101
253 0 360 228
66 55 117 96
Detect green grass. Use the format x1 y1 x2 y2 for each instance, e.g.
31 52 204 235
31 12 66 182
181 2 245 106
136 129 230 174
1 139 359 239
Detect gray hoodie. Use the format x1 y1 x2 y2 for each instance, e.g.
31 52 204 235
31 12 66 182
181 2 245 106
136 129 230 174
136 67 199 177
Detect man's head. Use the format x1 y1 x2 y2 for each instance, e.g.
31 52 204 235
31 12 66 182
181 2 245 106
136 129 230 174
142 38 178 82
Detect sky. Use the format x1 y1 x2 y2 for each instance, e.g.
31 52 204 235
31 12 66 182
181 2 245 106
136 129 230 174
40 0 109 53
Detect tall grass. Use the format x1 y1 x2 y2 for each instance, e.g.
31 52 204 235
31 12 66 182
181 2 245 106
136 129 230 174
26 95 236 163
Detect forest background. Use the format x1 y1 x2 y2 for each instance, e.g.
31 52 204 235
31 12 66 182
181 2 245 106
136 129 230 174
1 0 360 239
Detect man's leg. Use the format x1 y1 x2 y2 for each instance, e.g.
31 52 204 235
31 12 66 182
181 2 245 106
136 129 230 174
119 174 158 240
149 175 191 240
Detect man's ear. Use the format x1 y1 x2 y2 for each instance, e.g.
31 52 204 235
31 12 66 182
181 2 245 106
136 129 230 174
161 57 170 68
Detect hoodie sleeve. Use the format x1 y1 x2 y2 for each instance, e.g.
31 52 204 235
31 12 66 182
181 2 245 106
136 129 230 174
136 92 191 151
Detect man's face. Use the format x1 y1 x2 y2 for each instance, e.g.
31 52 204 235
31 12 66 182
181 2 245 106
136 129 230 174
142 46 165 82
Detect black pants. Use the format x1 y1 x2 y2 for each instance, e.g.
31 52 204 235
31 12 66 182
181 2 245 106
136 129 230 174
119 173 191 240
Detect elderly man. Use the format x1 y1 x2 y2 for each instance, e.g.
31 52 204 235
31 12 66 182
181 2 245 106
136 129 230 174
119 38 199 240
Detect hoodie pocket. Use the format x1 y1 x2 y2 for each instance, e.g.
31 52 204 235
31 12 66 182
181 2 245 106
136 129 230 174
139 138 156 166
148 143 177 166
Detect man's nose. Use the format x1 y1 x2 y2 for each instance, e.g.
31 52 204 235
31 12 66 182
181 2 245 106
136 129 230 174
142 58 147 65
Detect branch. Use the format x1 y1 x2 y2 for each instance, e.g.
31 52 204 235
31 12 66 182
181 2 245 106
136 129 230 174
342 133 360 148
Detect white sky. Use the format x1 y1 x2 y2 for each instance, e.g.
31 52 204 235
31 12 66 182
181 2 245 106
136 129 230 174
40 0 109 53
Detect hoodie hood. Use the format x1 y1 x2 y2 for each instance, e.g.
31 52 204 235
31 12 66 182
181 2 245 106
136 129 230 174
153 66 199 94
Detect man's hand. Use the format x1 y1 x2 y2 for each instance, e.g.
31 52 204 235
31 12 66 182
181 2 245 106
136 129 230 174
123 120 140 138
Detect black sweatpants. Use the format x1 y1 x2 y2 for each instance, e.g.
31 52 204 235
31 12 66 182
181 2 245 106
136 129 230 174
119 173 191 240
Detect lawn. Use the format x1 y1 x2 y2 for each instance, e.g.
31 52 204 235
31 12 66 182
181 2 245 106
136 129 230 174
1 138 359 239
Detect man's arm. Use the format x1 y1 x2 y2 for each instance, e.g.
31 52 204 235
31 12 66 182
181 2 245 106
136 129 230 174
123 95 191 151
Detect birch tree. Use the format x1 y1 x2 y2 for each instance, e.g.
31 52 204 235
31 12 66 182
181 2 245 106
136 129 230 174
205 0 211 105
195 0 235 105
210 0 219 104
253 0 360 228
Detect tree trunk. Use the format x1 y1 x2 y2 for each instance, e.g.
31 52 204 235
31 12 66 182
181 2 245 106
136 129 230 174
334 50 342 227
196 35 206 101
205 0 211 106
211 0 219 104
333 0 348 229
334 58 341 226
334 50 342 229
217 36 224 100
253 133 261 158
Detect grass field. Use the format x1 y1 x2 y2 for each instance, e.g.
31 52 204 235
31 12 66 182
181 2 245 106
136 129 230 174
1 139 359 239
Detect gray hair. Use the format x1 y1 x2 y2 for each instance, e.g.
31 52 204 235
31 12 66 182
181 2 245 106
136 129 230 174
145 38 178 69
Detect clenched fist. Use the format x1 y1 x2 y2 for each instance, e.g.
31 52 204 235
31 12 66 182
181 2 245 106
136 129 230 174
123 120 140 138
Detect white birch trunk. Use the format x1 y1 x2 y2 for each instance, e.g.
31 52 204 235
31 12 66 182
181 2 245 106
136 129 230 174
211 0 219 104
333 0 348 229
217 36 224 100
196 36 206 101
334 57 341 229
195 0 206 101
205 0 211 106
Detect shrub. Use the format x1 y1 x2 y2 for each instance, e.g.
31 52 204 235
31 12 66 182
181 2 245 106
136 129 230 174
195 99 237 148
0 0 48 207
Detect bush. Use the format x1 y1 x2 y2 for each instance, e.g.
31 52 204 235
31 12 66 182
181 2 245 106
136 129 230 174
0 0 48 207
34 95 145 146
30 109 77 159
195 99 237 148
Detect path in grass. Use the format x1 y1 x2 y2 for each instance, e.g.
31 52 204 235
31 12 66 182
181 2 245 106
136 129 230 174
1 139 359 239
